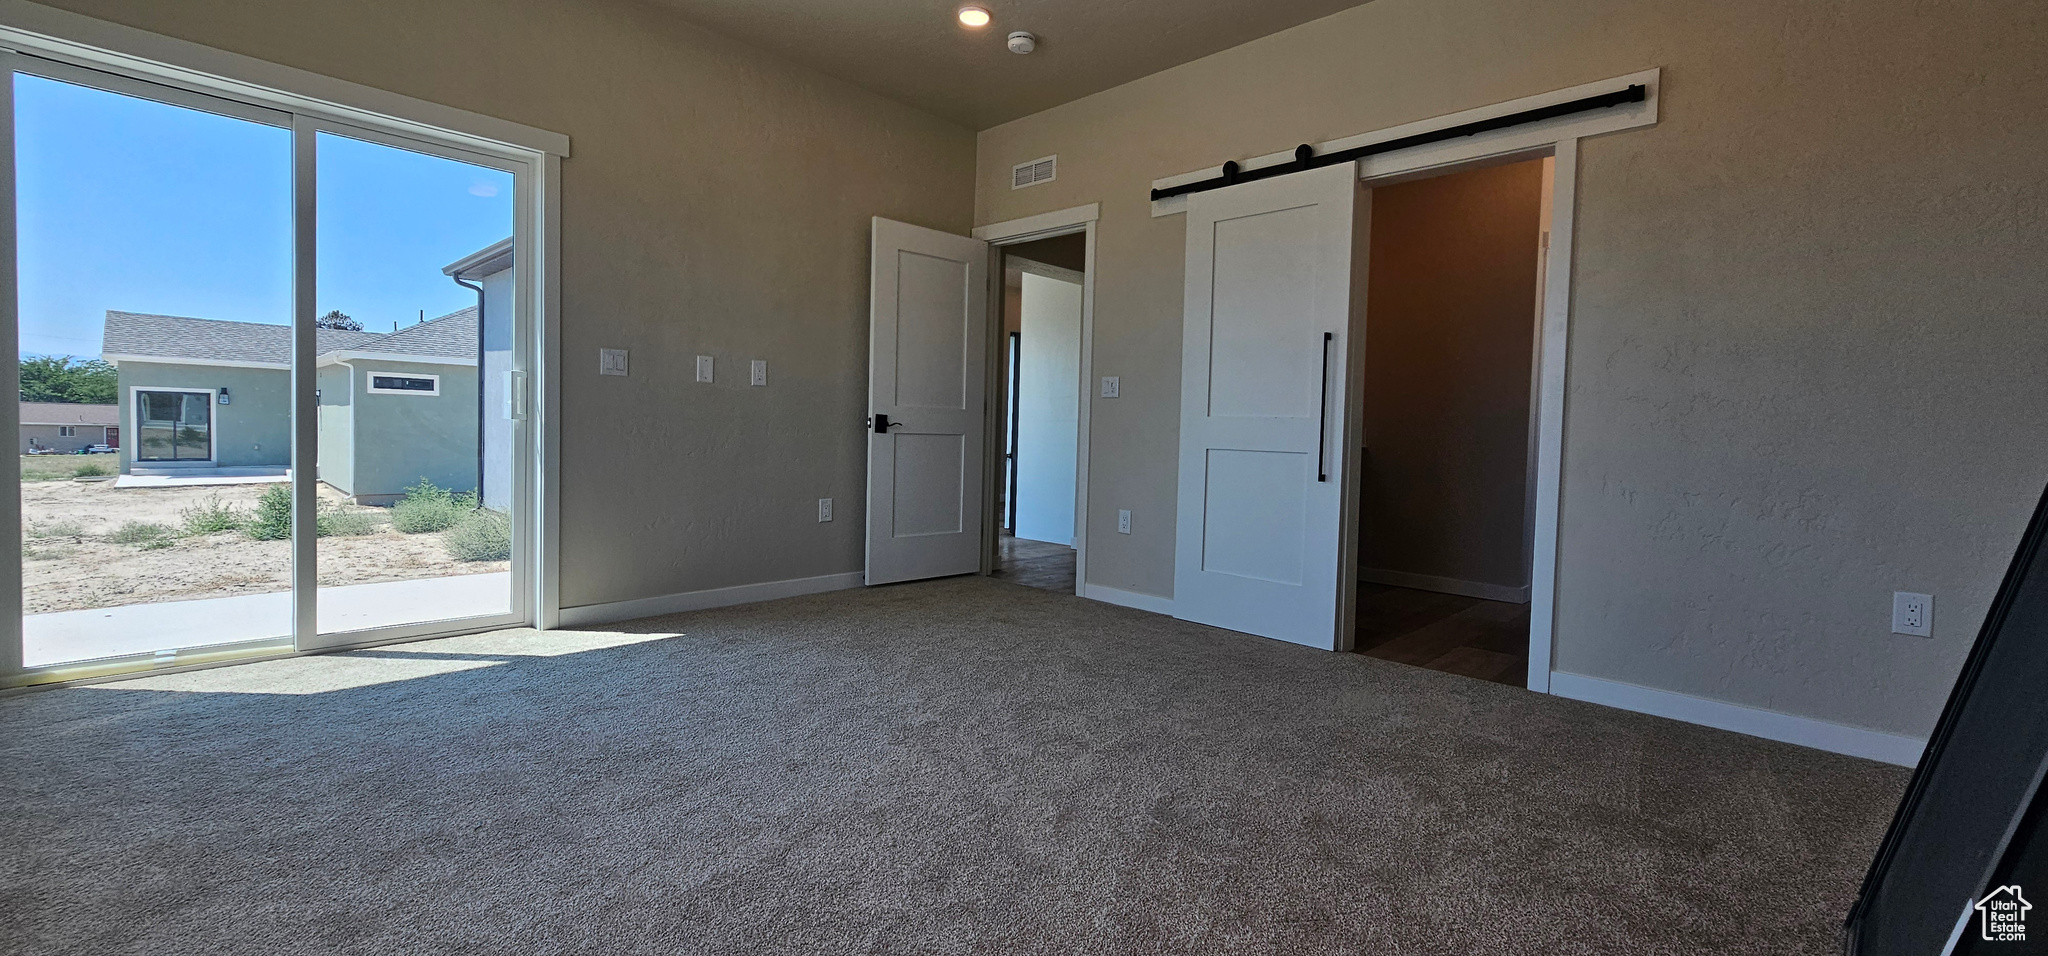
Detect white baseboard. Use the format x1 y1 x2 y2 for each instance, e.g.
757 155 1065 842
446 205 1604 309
556 572 865 629
1547 671 1926 767
1082 583 1175 616
1359 568 1529 604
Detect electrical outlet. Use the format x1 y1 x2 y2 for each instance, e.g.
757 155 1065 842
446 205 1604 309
1892 592 1933 637
599 348 629 376
818 498 833 522
1117 509 1131 534
1101 376 1120 398
695 355 714 383
751 359 767 386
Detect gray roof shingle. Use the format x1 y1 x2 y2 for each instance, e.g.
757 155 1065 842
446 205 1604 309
343 307 477 360
102 309 475 366
19 402 119 426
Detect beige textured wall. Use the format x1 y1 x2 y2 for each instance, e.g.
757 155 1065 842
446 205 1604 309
1359 160 1541 592
975 0 2048 736
40 0 977 608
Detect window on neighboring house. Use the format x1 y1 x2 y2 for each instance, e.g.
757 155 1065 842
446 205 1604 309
367 373 440 396
57 426 74 437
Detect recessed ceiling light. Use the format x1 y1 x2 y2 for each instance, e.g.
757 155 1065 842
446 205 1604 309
957 6 991 27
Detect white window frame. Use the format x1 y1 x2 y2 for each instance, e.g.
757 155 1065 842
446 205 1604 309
366 372 441 396
0 4 568 686
55 425 71 437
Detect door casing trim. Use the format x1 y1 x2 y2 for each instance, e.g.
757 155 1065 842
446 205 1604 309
973 204 1098 597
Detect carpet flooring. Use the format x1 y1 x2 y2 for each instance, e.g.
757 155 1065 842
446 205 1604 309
0 576 1908 955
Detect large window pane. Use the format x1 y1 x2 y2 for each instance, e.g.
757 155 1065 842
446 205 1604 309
16 72 293 666
313 130 515 636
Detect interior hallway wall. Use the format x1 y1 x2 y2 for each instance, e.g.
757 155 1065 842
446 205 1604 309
1012 272 1082 546
973 0 2048 738
37 0 978 608
1358 159 1542 597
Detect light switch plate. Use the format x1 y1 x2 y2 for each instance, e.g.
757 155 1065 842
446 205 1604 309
599 348 629 377
1101 376 1120 398
695 355 714 383
751 359 767 386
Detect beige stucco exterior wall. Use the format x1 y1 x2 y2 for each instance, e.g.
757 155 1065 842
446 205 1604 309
41 0 977 608
974 0 2048 737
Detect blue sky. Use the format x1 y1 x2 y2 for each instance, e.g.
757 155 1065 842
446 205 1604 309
15 73 513 359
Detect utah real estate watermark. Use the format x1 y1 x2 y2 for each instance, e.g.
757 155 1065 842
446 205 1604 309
1975 885 2031 943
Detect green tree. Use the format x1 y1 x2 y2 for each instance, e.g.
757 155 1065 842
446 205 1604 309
19 355 117 404
316 310 362 331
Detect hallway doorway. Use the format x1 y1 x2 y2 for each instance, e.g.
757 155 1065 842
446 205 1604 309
992 231 1085 593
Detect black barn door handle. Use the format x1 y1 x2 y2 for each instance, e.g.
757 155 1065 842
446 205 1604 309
1317 332 1332 482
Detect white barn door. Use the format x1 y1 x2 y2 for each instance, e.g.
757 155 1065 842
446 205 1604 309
1174 164 1361 649
867 217 989 585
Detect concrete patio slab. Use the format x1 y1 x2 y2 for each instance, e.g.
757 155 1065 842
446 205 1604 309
24 571 512 667
114 467 292 489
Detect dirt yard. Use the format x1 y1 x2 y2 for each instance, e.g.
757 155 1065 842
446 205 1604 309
21 477 509 614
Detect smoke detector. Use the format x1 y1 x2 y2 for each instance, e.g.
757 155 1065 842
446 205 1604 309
1007 31 1037 54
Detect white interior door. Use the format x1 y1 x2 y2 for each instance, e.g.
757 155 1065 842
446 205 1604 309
1174 163 1361 648
867 217 989 585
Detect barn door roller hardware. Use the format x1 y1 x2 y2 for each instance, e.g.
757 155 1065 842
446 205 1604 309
1149 84 1646 202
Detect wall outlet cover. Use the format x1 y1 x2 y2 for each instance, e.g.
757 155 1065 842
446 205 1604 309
751 359 767 386
818 498 833 522
695 355 714 383
599 348 629 376
1893 591 1934 637
1117 509 1131 534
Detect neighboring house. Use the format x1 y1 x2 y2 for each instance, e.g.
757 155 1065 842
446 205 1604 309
100 238 514 505
444 238 515 511
19 402 119 454
103 306 478 503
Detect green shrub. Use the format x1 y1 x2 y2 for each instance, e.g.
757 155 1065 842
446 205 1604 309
246 485 389 539
71 461 111 478
27 519 85 539
106 521 176 545
444 509 511 562
391 478 476 534
179 496 246 534
245 484 292 541
317 505 381 537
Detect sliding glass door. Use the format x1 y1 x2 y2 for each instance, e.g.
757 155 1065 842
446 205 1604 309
307 124 520 643
3 51 533 679
12 64 295 669
134 391 215 463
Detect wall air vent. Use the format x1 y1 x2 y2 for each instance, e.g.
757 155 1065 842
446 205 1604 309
1011 155 1056 189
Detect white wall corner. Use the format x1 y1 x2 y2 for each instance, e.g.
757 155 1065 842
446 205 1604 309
1547 671 1927 767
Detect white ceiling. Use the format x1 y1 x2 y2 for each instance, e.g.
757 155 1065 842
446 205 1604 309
642 0 1374 129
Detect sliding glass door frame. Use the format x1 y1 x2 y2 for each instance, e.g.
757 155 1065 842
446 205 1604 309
293 114 534 653
0 31 559 686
